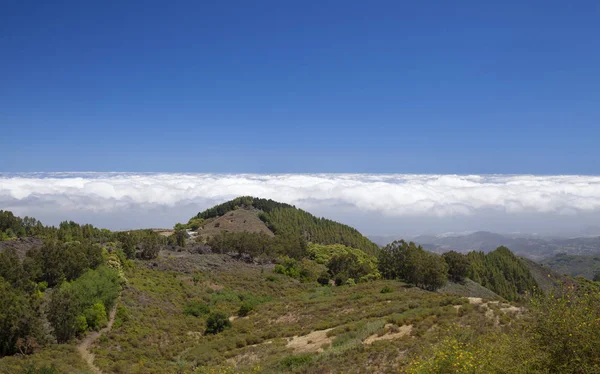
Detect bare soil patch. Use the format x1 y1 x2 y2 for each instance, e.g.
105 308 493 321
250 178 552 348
0 237 43 260
286 328 334 353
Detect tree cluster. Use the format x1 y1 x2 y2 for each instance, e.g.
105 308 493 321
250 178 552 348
48 266 121 343
442 251 471 282
208 231 307 260
307 243 380 285
378 240 449 291
467 246 538 301
0 211 132 357
259 207 379 255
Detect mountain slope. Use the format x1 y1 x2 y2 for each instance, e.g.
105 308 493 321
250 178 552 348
541 253 600 280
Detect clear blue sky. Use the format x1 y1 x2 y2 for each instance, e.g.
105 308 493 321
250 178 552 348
1 0 599 173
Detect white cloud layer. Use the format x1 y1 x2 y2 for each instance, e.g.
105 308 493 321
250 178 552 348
1 173 600 235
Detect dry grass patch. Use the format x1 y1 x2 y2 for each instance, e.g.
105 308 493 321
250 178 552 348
363 324 412 345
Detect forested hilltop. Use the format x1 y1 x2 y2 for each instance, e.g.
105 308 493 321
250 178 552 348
189 196 380 255
1 201 600 373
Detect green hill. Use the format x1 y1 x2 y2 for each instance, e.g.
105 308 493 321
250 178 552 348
192 196 380 256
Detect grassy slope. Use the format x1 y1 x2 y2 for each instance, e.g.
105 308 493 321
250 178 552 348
520 257 570 293
437 279 502 300
87 253 514 373
0 250 524 373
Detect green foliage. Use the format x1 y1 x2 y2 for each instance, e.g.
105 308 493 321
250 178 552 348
21 364 60 374
327 252 379 284
274 257 301 278
208 230 308 260
279 354 314 370
317 271 330 285
0 278 44 356
204 312 232 335
308 243 380 284
0 248 28 288
467 246 538 301
139 231 161 259
47 266 121 342
379 240 449 291
174 229 187 247
23 240 105 287
83 303 108 331
237 302 254 317
594 271 600 282
260 206 379 256
0 211 43 239
442 250 470 282
47 283 81 343
528 285 600 373
410 285 600 374
117 232 137 259
183 301 211 317
71 265 121 311
380 286 393 293
195 196 293 220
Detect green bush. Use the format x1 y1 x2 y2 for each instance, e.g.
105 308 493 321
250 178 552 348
205 311 232 335
22 364 59 374
280 354 314 370
183 301 210 317
237 302 254 317
83 302 108 330
317 271 330 285
274 257 301 278
380 286 393 294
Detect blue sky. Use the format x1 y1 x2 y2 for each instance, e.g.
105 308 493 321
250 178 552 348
1 0 599 173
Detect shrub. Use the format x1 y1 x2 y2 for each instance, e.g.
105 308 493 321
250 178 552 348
280 354 314 369
22 364 59 374
380 286 393 294
317 271 330 286
237 302 254 317
334 273 347 286
205 311 232 335
274 257 301 278
83 302 108 330
183 301 210 317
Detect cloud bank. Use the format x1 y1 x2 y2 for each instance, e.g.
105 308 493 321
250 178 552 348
1 173 600 235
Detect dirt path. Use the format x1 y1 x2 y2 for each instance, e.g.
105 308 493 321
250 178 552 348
77 300 119 374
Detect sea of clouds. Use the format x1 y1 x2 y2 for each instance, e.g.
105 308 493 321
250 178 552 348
1 173 600 236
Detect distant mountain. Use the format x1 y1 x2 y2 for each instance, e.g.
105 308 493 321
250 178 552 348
370 231 600 261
